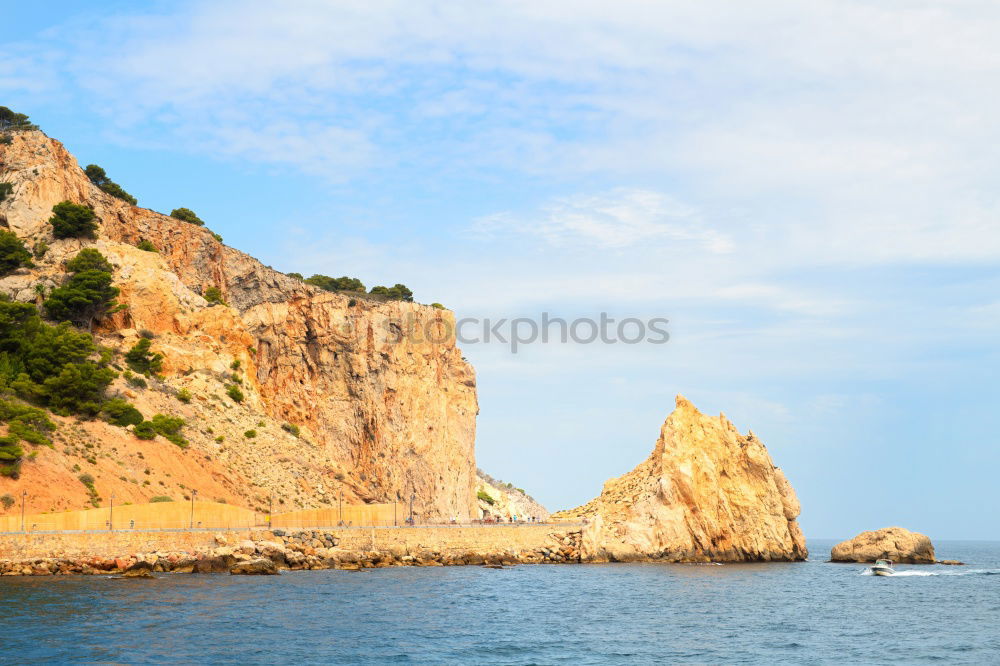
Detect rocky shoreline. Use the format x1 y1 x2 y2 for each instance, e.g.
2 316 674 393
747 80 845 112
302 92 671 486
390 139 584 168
0 528 584 577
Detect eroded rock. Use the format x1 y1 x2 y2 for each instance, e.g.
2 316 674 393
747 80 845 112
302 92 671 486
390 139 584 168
559 395 807 563
831 527 935 564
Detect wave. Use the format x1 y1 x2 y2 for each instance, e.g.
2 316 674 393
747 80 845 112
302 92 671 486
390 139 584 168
859 567 1000 577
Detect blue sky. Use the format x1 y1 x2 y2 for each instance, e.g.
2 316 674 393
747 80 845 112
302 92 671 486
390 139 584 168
4 1 999 539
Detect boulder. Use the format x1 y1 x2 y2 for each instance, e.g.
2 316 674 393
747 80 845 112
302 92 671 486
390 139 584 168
193 555 234 573
122 561 155 579
831 527 935 563
230 558 279 575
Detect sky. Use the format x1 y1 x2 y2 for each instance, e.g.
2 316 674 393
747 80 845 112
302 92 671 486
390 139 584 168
3 1 999 540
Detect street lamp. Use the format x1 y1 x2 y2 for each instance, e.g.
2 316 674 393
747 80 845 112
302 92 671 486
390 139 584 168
339 489 343 525
409 493 415 525
110 492 116 532
20 490 26 532
268 494 273 527
190 489 198 529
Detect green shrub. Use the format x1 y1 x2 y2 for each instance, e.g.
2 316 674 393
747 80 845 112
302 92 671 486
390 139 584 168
369 284 414 302
139 329 155 339
44 269 120 330
286 272 303 280
124 338 163 376
0 493 14 509
211 232 223 243
281 423 300 437
0 300 125 417
305 275 366 293
226 384 244 403
49 201 97 239
170 208 204 225
243 429 256 439
230 359 241 371
0 183 12 203
151 413 186 448
149 495 173 503
84 164 137 205
0 230 32 276
78 473 100 507
0 400 55 446
66 249 113 274
125 372 147 389
41 361 116 416
133 420 156 439
32 241 48 259
101 398 143 427
176 388 192 403
431 302 446 310
204 286 224 304
0 436 25 479
477 489 496 505
136 239 158 252
214 435 224 443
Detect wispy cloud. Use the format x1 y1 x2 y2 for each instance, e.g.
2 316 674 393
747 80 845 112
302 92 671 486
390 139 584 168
472 188 732 251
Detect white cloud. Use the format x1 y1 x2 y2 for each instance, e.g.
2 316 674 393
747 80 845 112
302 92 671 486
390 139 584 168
472 188 732 251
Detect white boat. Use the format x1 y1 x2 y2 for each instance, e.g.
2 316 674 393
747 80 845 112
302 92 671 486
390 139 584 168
870 558 895 576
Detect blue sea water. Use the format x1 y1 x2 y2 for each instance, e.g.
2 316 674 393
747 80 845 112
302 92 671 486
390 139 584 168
1 539 998 664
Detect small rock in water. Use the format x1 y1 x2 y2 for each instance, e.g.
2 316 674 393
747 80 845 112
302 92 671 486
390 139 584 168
937 560 965 566
229 558 279 575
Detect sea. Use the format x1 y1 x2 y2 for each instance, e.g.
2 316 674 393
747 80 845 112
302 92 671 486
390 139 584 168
2 539 998 664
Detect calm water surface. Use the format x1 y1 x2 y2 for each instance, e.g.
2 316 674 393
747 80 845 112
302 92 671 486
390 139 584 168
2 539 998 664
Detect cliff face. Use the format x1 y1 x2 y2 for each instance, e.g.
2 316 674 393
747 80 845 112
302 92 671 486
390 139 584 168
0 130 478 520
557 396 807 562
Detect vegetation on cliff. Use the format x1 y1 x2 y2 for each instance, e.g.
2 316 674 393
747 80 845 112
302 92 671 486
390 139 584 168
170 207 204 225
84 164 137 206
304 274 365 293
0 398 55 478
302 274 415 301
49 201 98 239
124 338 163 376
44 248 120 330
1 297 115 415
0 106 38 133
0 231 32 276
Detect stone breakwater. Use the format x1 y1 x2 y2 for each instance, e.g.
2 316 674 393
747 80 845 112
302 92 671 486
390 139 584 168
0 525 583 576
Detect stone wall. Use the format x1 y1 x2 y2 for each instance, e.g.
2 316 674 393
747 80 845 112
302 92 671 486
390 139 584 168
0 524 584 575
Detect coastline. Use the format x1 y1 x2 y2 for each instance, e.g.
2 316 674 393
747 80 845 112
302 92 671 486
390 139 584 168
0 525 585 576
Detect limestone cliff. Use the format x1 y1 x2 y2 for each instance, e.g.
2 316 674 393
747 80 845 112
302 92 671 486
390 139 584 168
0 130 478 520
555 395 807 562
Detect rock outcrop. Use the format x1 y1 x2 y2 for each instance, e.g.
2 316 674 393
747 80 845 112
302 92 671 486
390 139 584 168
475 469 550 522
830 527 935 564
0 129 478 521
556 395 807 562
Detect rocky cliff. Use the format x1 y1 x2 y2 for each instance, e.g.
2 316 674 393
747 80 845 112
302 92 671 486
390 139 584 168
0 129 478 520
555 396 807 562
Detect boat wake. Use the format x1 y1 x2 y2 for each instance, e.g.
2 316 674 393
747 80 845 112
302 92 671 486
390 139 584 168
860 568 1000 577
